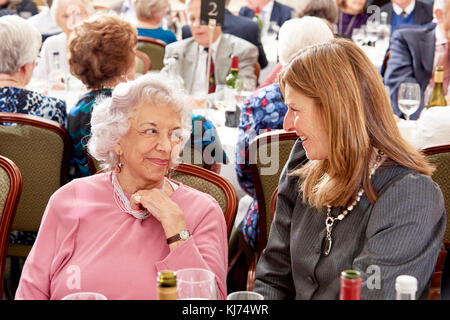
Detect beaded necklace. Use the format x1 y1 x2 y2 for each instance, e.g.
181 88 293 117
321 150 385 256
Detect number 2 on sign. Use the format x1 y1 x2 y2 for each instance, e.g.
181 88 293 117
209 2 218 16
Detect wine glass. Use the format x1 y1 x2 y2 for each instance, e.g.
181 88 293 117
398 83 421 120
176 268 218 300
227 291 264 300
61 292 108 300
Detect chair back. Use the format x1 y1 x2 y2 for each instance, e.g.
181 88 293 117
0 156 22 295
254 62 261 82
422 144 450 300
249 130 298 254
137 36 166 71
0 112 70 257
170 163 238 240
423 144 450 243
136 49 151 75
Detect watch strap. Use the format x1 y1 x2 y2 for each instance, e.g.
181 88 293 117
166 230 190 244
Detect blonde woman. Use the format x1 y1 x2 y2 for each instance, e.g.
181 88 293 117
253 38 446 299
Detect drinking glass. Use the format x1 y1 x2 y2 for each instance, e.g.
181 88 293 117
176 268 218 300
398 83 421 120
61 292 107 300
227 291 264 300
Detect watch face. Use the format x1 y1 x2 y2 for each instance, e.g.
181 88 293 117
180 230 190 240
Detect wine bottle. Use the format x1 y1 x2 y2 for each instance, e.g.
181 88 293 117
427 66 448 108
395 275 417 300
157 270 178 300
253 8 262 30
339 270 362 300
49 51 66 91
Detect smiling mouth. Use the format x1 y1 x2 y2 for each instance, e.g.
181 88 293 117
148 158 169 166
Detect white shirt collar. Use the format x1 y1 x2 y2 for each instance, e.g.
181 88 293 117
199 33 222 59
435 23 448 46
260 0 274 16
392 0 416 16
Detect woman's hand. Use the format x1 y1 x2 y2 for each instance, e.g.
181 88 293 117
130 188 188 250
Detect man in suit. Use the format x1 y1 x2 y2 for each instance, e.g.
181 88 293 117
239 0 294 34
181 0 268 69
381 0 433 34
162 0 258 98
384 0 450 119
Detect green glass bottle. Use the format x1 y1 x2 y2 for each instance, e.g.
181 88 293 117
253 8 262 30
427 66 448 108
225 56 242 112
157 270 177 300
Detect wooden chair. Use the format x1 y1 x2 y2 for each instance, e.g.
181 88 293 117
0 112 70 295
170 163 238 240
0 156 22 296
269 186 278 222
137 36 167 71
249 130 298 255
422 144 450 299
254 62 261 81
136 50 151 75
240 130 298 291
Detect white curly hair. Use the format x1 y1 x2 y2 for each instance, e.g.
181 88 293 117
87 72 192 170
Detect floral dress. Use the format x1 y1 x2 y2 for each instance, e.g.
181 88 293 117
0 86 67 126
235 83 287 250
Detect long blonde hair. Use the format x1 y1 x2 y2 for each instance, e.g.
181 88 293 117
279 38 434 209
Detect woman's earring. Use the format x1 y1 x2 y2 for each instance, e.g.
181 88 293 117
115 161 124 173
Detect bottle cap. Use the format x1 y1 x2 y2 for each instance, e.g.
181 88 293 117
231 56 239 70
395 275 417 293
157 270 177 287
341 270 361 280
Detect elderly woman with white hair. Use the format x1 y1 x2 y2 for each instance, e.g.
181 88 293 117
235 16 334 251
0 15 66 126
32 0 93 82
135 0 177 44
15 73 228 300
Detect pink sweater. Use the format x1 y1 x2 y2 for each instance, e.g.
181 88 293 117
15 172 228 300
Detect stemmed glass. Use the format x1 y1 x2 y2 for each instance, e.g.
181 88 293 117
176 268 218 300
398 83 421 120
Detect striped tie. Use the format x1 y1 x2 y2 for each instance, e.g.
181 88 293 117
205 48 215 94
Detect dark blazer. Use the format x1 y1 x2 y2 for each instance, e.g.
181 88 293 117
384 23 436 119
380 0 433 26
238 1 293 28
182 9 268 69
253 140 446 299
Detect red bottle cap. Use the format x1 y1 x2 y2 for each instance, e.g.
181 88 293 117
231 56 239 70
339 270 362 300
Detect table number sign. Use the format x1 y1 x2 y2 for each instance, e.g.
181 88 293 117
200 0 225 27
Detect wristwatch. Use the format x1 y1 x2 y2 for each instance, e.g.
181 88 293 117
166 229 190 244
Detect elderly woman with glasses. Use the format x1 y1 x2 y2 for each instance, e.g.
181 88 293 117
15 73 228 300
32 0 93 82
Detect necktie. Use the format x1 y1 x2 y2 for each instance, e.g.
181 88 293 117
401 11 407 18
204 48 215 94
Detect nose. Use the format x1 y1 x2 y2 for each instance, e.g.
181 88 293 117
283 108 295 132
156 133 172 153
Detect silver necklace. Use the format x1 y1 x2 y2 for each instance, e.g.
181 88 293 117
111 172 165 220
322 150 385 256
338 11 358 37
